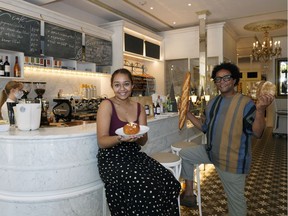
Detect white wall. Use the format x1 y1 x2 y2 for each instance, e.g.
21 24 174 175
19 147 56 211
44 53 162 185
161 26 199 60
161 22 231 62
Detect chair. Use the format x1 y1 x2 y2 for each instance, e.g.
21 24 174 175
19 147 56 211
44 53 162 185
150 152 182 215
171 141 203 216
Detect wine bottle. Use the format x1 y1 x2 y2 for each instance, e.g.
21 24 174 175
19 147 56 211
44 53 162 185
0 56 4 76
156 101 161 115
4 56 10 77
153 102 157 116
14 56 21 77
145 105 150 116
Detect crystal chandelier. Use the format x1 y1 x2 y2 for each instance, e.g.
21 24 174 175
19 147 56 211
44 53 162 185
244 19 286 63
252 30 281 62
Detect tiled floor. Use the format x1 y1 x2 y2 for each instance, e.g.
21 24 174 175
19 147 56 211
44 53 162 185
180 128 287 216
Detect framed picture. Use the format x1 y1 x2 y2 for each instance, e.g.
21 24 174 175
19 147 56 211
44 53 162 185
275 58 288 98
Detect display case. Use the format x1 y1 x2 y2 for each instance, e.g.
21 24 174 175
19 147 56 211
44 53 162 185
132 74 155 96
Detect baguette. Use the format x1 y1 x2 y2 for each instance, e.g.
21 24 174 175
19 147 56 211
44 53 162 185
178 72 191 130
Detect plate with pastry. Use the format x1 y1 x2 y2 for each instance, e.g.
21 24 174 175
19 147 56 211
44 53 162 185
115 123 149 138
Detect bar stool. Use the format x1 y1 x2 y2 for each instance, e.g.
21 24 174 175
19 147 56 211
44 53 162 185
171 141 202 216
150 152 182 215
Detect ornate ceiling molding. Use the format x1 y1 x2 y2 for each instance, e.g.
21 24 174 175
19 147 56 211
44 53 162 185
244 19 287 32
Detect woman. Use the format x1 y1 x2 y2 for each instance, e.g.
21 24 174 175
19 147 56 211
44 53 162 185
0 81 23 121
97 68 181 216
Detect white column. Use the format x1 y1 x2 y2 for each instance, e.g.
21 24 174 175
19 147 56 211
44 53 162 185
197 10 210 95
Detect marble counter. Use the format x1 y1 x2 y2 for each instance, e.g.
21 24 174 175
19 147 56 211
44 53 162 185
0 114 202 216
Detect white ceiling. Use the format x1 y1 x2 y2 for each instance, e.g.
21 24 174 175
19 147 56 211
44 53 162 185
23 0 287 37
23 0 287 56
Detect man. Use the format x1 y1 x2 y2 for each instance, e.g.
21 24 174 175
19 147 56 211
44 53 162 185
179 62 274 216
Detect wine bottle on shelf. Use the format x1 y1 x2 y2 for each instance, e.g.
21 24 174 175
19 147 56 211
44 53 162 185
14 56 21 77
4 56 10 77
0 56 4 77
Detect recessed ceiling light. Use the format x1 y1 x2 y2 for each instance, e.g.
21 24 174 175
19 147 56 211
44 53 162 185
173 21 176 25
150 7 154 10
188 3 192 6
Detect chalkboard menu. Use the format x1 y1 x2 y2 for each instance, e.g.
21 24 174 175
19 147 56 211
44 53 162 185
0 9 41 56
44 23 82 60
85 34 112 66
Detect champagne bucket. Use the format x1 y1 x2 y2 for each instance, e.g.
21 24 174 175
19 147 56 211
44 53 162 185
16 103 41 131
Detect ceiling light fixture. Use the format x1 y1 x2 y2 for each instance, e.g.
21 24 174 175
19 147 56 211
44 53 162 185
251 30 281 62
244 19 286 63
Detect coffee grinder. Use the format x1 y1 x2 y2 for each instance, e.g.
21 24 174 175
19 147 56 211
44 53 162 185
33 82 49 126
21 81 32 101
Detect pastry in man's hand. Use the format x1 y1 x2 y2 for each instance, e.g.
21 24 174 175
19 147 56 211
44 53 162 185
256 81 276 97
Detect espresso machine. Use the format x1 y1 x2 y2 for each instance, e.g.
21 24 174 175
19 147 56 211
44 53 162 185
52 98 72 122
33 82 49 126
52 96 104 122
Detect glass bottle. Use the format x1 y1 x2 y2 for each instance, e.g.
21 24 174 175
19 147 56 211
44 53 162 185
145 105 150 116
0 56 4 76
14 56 21 77
4 56 10 77
156 100 161 115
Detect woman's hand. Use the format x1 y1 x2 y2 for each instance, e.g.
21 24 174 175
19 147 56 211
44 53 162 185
118 135 143 143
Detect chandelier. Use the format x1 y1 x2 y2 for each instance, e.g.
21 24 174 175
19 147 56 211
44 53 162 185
244 19 286 62
252 30 281 62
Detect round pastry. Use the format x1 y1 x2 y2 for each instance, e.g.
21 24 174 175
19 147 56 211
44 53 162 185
178 72 191 130
255 81 276 98
260 81 276 96
123 122 140 135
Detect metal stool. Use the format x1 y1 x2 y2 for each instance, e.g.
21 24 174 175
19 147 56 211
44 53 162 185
171 141 202 216
150 152 182 215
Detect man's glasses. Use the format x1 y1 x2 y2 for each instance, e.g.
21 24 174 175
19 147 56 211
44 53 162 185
214 75 233 83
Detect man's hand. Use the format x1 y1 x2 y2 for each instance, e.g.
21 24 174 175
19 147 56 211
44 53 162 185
256 93 275 112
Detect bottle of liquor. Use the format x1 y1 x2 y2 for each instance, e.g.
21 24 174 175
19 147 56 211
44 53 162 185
153 102 157 116
0 56 4 76
4 56 10 77
145 105 150 116
156 100 161 115
14 56 21 77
